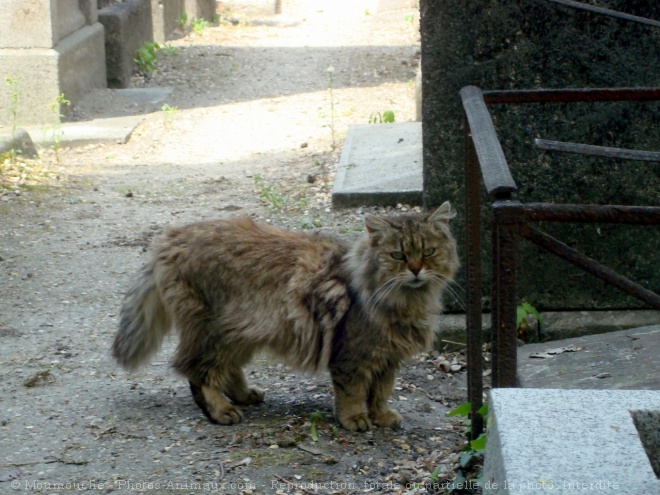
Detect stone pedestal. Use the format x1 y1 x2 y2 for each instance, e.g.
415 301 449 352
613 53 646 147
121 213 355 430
151 0 185 44
0 0 107 125
99 0 154 88
184 0 216 21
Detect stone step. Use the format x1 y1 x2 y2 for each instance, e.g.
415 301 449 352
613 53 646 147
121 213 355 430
332 122 423 208
483 325 660 494
485 387 660 494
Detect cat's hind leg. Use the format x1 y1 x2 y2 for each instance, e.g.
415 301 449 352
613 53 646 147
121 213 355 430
175 348 246 424
188 380 243 425
224 366 265 406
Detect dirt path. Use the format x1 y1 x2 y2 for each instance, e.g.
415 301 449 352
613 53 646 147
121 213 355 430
0 2 472 494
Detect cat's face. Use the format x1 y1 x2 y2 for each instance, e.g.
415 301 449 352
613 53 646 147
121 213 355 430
364 202 459 294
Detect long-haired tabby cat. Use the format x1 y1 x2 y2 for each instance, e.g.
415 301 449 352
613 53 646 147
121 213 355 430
112 202 459 431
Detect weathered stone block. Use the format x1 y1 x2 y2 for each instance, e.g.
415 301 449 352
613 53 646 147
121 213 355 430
420 0 660 310
0 0 57 48
151 0 185 43
184 0 216 21
99 0 154 88
0 23 106 125
0 0 98 49
0 0 104 125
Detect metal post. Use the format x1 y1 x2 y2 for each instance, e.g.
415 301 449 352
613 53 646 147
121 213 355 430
491 220 519 387
465 120 483 438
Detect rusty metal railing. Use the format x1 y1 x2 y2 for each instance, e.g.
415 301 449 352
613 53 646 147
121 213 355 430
461 85 660 437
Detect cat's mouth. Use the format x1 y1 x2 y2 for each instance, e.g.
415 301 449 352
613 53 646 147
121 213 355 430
406 278 427 289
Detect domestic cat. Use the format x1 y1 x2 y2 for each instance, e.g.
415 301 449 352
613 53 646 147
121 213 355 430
112 202 459 431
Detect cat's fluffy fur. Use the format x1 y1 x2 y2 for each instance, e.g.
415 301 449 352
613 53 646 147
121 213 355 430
112 202 459 431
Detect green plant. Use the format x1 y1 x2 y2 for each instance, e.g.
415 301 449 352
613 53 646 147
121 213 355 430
134 42 161 74
161 103 178 129
191 17 210 34
326 66 336 149
48 93 71 164
309 412 345 443
177 12 188 30
368 110 395 124
443 402 489 490
3 76 20 163
517 301 543 342
161 43 180 56
254 174 286 210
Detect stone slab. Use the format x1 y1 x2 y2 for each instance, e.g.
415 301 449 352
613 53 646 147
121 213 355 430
114 87 173 107
518 325 660 390
484 388 660 494
332 122 422 207
22 87 171 146
25 115 142 147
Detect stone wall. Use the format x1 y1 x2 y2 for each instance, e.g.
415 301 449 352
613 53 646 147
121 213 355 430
0 0 106 125
420 0 660 310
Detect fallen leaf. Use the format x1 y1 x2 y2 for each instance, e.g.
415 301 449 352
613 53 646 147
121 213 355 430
529 345 581 359
298 444 322 456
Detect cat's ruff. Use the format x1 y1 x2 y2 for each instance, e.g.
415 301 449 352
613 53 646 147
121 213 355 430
112 202 459 431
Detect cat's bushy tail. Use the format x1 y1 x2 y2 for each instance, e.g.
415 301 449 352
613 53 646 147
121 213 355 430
112 261 171 371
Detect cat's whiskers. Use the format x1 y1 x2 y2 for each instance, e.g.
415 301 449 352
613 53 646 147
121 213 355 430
368 276 404 310
427 272 466 311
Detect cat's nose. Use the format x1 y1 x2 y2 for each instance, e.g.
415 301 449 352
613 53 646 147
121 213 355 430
408 263 422 276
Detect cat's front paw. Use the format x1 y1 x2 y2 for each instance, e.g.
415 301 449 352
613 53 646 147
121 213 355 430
371 408 402 429
339 412 372 432
209 403 243 425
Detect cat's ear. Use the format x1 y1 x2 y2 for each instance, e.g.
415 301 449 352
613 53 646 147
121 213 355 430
428 201 456 225
363 213 391 236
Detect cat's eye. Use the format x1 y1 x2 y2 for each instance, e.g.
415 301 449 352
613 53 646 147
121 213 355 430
423 247 436 257
391 251 405 261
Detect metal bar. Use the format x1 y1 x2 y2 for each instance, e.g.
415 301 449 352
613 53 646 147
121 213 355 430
491 221 519 387
544 0 660 29
493 201 660 225
535 139 660 162
483 87 660 105
460 86 518 197
519 224 660 308
465 116 484 438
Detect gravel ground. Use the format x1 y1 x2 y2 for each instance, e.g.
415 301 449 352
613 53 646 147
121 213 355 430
0 2 478 494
